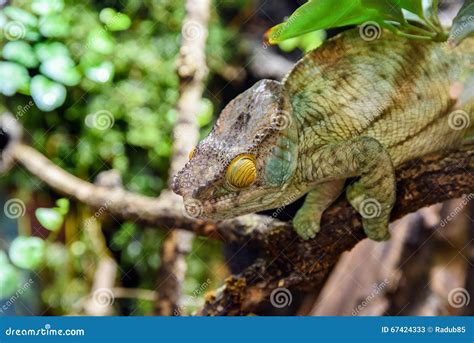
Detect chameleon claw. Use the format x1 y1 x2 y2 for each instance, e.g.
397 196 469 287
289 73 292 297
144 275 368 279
293 214 321 240
362 219 391 241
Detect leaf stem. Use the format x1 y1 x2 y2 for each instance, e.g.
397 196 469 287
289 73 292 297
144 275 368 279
428 0 442 28
403 22 437 37
395 30 435 41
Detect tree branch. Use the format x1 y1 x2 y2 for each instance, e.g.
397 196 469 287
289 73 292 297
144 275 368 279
198 143 474 315
155 0 211 316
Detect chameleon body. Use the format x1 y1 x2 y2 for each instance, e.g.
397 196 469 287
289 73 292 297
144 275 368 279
172 29 473 241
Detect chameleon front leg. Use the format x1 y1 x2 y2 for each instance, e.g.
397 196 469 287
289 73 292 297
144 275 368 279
293 180 345 240
297 136 396 241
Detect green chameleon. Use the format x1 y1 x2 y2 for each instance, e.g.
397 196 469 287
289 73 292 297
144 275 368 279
172 29 473 241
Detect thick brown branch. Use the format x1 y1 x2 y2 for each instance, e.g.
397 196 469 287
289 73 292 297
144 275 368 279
199 143 474 315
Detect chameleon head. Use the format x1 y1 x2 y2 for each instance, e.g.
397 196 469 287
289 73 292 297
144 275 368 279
171 79 300 220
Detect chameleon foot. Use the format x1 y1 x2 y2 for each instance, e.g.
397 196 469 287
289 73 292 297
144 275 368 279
293 212 321 240
346 183 391 241
292 181 345 240
361 218 391 241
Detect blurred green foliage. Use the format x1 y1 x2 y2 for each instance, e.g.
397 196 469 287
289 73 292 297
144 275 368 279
0 0 244 315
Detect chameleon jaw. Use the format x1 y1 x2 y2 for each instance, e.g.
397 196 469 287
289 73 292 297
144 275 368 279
182 187 289 220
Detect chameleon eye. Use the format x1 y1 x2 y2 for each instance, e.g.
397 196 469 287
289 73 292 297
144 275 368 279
188 147 196 160
226 154 257 189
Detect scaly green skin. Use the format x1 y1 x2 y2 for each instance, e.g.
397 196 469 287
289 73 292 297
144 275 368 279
172 29 473 241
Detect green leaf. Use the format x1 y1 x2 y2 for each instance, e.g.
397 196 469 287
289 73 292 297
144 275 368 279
3 6 38 27
266 0 404 43
0 263 19 299
87 29 115 54
299 30 326 52
30 75 67 111
361 0 405 20
85 61 114 83
449 0 474 46
99 8 132 31
0 11 7 29
24 30 41 42
197 98 214 127
9 236 45 270
387 0 424 17
0 250 9 266
35 42 70 61
45 243 67 268
39 14 69 37
35 208 64 231
39 55 81 86
56 198 70 214
32 0 65 16
0 62 30 96
2 41 39 68
278 30 326 53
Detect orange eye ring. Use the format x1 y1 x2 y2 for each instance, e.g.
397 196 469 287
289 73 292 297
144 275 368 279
188 147 196 160
225 154 257 189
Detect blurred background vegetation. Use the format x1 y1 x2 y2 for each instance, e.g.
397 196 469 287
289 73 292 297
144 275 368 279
0 0 258 316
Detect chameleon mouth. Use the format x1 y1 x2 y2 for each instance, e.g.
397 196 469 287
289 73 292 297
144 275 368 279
183 188 285 220
183 193 238 219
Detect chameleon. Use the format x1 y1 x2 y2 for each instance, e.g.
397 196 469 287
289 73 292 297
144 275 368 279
171 29 474 241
